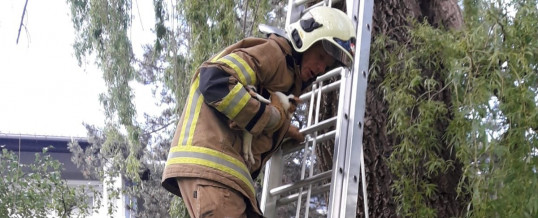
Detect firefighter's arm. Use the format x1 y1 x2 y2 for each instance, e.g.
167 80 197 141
198 52 286 135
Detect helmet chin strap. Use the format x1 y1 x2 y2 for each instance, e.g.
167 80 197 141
285 40 311 91
286 39 303 67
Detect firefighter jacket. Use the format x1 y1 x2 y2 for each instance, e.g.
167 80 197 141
162 34 304 215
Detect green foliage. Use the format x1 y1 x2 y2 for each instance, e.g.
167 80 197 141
180 0 271 74
68 0 142 186
67 0 276 216
66 0 536 217
374 0 537 217
376 22 454 217
0 148 100 218
69 123 179 217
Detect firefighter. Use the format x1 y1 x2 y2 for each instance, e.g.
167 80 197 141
162 6 356 218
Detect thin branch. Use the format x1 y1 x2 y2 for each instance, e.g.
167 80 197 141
135 0 144 31
61 187 68 217
16 0 29 44
249 0 260 36
242 0 249 37
143 120 177 136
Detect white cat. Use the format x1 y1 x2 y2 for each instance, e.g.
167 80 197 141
242 86 297 164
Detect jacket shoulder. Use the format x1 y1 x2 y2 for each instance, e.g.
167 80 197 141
240 36 290 78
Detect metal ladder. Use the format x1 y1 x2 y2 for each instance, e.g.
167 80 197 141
259 0 374 217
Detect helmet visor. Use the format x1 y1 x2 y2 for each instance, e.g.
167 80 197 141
322 38 355 68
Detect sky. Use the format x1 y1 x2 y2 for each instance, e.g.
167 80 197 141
0 0 156 137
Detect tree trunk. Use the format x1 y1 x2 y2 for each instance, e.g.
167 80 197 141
317 0 464 217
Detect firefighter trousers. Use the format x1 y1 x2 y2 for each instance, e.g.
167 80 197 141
177 177 261 218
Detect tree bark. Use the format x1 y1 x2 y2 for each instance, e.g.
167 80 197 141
317 0 464 217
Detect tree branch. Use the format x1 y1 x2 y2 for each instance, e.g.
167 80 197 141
144 119 177 136
242 0 248 37
16 0 29 44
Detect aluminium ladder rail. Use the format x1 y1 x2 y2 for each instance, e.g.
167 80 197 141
259 0 373 217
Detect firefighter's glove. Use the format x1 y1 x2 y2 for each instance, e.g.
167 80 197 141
264 93 290 134
285 125 305 142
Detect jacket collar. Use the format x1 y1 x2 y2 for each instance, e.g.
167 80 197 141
268 34 307 94
269 34 290 53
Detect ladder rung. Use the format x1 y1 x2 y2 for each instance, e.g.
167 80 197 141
299 80 341 102
293 0 345 9
276 182 331 205
269 170 332 196
317 66 342 81
312 129 336 143
282 130 336 154
293 0 318 6
301 1 325 13
300 116 337 135
261 0 372 216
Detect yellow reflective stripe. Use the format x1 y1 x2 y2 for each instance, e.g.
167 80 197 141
216 84 251 119
218 58 247 84
228 53 257 85
166 158 255 195
169 146 250 176
167 146 255 195
211 50 227 62
178 78 203 146
217 54 257 85
187 92 203 146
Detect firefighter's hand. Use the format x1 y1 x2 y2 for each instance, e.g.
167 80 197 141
285 125 305 142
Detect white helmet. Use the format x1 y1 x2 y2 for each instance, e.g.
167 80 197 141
287 6 356 68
